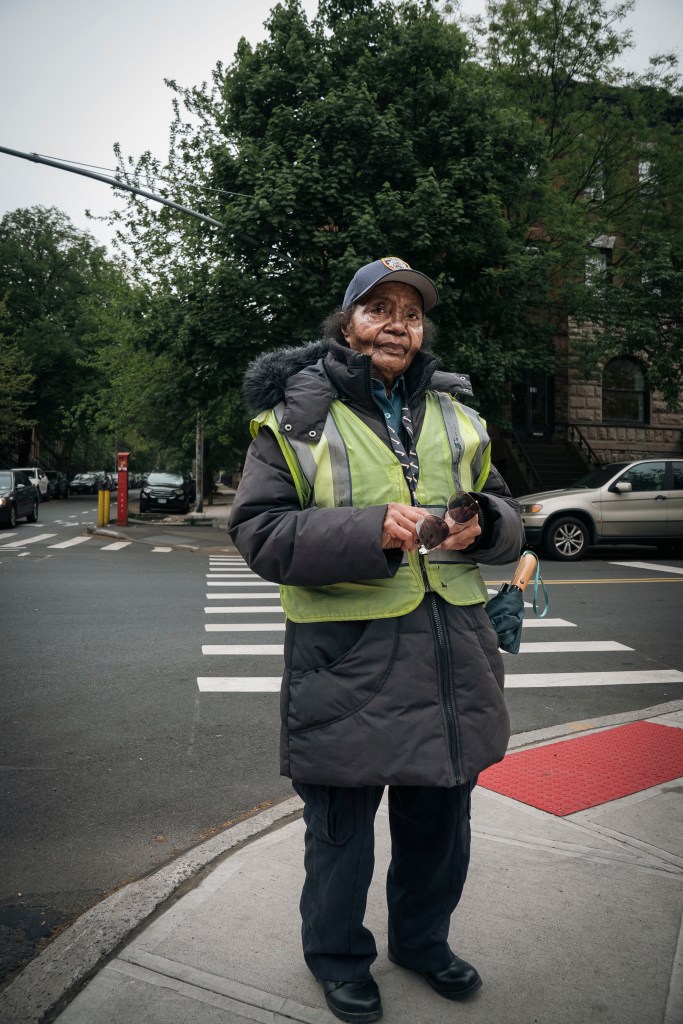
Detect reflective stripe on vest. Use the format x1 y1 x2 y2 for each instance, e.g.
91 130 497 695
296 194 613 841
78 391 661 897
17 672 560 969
251 393 491 622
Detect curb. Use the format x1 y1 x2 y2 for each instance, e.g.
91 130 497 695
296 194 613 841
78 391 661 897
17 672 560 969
0 797 303 1024
2 699 681 1024
507 696 683 751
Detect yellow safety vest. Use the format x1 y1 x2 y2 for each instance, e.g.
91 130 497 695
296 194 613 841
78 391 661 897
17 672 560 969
251 392 491 622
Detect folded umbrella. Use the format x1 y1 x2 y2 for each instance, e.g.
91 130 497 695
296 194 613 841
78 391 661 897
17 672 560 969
486 550 548 654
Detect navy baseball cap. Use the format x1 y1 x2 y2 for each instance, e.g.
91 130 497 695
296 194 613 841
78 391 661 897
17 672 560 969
342 257 438 312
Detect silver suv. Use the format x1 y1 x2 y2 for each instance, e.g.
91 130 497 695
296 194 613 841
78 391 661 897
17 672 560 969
518 459 683 560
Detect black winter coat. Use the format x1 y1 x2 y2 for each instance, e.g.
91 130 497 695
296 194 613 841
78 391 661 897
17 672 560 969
228 340 525 787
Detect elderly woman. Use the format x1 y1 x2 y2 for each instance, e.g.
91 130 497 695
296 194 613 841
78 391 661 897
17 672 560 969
228 257 524 1023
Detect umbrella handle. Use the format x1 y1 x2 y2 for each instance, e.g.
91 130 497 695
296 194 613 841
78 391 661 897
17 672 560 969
509 550 538 592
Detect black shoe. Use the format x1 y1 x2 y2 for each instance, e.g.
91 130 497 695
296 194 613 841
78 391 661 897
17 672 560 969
318 978 383 1022
388 952 482 1001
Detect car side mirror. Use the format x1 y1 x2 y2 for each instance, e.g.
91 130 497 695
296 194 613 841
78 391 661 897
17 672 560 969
613 481 632 493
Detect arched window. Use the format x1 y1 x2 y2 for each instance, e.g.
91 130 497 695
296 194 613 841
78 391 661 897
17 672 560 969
602 357 649 424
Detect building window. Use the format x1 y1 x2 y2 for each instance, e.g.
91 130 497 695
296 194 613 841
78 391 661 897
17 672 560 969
585 235 615 287
638 159 654 198
602 357 649 423
581 162 604 202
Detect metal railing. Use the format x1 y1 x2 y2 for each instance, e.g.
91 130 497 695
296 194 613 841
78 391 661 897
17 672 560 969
503 428 545 492
565 423 603 468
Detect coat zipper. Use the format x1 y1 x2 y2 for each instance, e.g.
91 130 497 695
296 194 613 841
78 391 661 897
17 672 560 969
419 557 463 783
369 351 462 781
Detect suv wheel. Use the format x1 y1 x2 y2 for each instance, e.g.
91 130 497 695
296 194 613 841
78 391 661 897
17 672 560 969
6 504 17 529
545 516 589 561
26 499 39 523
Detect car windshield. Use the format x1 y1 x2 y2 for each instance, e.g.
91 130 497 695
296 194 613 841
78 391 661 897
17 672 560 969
0 472 11 488
567 463 630 489
147 472 183 486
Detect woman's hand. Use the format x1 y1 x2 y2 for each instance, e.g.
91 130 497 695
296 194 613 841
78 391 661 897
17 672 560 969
381 502 427 551
434 512 481 550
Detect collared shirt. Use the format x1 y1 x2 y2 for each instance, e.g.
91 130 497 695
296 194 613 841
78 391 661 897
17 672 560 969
371 376 406 437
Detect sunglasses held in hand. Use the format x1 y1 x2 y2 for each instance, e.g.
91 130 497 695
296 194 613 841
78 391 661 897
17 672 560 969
416 491 480 554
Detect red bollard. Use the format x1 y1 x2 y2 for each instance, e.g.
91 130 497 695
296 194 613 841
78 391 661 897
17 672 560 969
117 451 130 526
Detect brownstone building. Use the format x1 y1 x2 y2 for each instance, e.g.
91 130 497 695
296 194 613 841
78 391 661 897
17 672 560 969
496 326 683 497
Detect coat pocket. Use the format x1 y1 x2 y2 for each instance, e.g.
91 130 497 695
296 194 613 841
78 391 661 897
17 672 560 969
285 617 399 733
466 604 505 692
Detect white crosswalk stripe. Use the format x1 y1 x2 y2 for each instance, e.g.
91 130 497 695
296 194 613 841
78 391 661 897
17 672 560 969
610 560 683 576
505 670 683 687
48 536 92 549
206 580 275 586
205 623 286 632
204 606 283 613
202 644 283 655
511 640 633 654
521 618 575 628
0 533 57 548
198 678 281 692
101 541 132 551
206 573 255 578
196 675 278 692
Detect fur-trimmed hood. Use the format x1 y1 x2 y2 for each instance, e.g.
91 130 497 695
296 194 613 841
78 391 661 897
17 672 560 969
243 341 329 416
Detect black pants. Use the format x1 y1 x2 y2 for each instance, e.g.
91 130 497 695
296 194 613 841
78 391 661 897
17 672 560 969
293 781 473 982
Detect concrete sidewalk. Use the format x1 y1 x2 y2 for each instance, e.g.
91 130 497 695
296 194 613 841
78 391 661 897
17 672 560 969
2 702 681 1024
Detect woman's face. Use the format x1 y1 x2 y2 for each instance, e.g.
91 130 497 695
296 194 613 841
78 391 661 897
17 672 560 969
341 281 424 388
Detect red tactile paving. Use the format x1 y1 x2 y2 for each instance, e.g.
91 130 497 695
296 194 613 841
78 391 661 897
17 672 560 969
479 721 683 816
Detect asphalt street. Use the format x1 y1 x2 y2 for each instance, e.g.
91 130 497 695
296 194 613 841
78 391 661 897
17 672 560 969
1 493 682 989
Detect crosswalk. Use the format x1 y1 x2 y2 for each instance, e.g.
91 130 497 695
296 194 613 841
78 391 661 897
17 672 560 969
197 556 683 694
0 524 176 555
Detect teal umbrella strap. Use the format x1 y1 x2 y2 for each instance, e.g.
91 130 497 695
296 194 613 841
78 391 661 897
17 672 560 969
527 552 549 617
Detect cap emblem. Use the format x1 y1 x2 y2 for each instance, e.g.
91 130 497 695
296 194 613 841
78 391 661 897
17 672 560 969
381 257 411 271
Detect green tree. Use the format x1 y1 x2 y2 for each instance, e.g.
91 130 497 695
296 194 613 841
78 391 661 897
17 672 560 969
0 327 35 456
0 206 138 468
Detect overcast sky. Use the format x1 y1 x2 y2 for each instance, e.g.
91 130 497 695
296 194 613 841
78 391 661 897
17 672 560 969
1 0 681 251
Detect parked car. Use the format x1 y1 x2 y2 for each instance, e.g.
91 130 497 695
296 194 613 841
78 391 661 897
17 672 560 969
46 470 69 499
13 466 49 501
518 458 683 560
100 472 117 491
69 472 102 495
139 472 192 514
0 470 39 528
